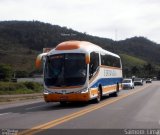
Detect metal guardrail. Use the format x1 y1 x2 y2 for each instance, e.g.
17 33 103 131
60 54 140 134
17 78 43 84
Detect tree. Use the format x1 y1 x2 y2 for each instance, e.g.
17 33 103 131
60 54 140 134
0 64 13 81
123 68 131 78
131 66 139 76
143 63 154 77
157 70 160 80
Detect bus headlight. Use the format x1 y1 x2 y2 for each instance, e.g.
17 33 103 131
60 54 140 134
43 89 52 94
76 87 88 93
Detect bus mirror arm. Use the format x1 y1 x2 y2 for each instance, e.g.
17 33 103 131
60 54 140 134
85 55 90 64
35 53 47 69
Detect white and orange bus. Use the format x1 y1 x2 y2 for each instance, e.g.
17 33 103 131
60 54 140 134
36 41 123 104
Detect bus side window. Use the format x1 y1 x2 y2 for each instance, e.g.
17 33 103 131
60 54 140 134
103 54 121 68
89 52 99 79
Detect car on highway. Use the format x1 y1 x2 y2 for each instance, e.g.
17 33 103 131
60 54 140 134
134 78 143 86
153 77 157 81
146 78 152 83
122 79 134 89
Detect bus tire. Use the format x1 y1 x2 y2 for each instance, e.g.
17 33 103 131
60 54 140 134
95 85 102 103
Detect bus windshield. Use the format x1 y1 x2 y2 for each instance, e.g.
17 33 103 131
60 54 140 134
44 53 87 87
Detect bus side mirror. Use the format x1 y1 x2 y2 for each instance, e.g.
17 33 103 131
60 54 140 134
85 55 90 64
35 53 47 69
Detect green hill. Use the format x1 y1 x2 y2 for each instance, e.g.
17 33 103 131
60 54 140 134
0 21 160 77
116 37 160 65
120 54 147 68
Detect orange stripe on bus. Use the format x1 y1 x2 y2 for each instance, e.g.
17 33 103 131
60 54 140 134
90 88 98 95
103 85 116 93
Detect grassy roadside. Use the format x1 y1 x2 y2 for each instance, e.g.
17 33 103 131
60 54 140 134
120 53 147 67
0 81 43 95
0 93 43 103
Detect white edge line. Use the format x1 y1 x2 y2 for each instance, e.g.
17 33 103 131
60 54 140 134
25 104 47 110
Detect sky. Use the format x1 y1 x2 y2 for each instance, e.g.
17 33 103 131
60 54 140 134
0 0 160 43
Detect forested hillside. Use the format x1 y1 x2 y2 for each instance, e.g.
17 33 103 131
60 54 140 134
0 21 114 51
0 21 160 78
116 37 160 65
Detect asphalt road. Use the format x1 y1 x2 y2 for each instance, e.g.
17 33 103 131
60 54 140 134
0 81 160 135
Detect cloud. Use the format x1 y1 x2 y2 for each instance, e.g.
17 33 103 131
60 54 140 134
0 0 160 43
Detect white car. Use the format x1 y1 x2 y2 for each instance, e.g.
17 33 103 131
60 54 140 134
146 78 152 83
122 79 134 89
134 78 143 86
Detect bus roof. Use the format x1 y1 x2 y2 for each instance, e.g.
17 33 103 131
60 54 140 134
48 41 120 58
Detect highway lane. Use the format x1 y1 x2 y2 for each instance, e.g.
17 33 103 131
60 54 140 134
52 82 160 129
0 81 160 134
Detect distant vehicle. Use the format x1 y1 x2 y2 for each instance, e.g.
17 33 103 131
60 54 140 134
146 78 152 83
153 77 157 81
35 41 123 104
134 78 143 86
122 79 134 89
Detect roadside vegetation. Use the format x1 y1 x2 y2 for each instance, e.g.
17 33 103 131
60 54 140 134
0 64 43 95
120 54 160 78
0 81 43 95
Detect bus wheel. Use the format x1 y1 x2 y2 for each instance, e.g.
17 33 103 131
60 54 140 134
95 86 102 103
60 101 67 106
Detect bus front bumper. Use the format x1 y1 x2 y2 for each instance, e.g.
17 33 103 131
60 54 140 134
43 93 90 102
